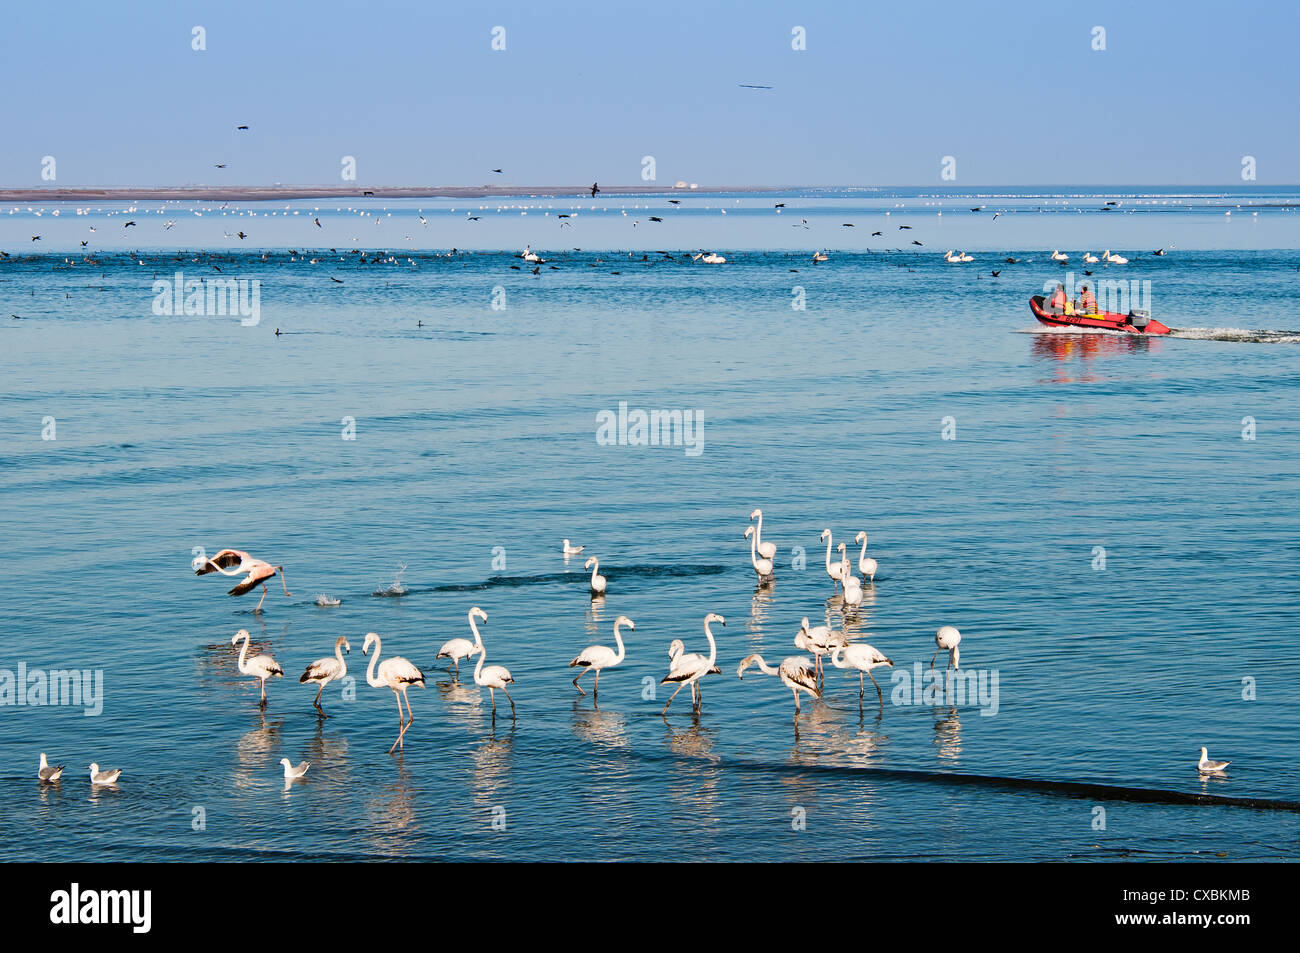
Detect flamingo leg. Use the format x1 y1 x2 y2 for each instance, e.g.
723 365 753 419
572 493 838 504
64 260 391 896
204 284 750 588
489 687 497 718
255 584 268 612
572 670 586 695
278 568 291 597
503 687 515 717
314 683 326 716
793 688 801 715
868 670 884 708
663 681 688 714
259 677 268 707
388 691 404 754
593 669 600 699
930 650 940 670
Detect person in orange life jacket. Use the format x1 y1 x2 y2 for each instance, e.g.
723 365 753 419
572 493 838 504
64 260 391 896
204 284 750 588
1076 283 1098 314
1047 282 1067 311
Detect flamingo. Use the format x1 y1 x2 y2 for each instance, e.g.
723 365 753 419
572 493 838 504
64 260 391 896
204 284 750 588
231 629 283 708
298 636 350 716
837 543 861 590
280 758 310 781
840 561 863 613
1050 250 1068 262
737 654 819 714
748 509 778 561
436 608 486 677
584 556 607 596
38 753 64 782
796 617 846 686
661 613 724 714
830 643 893 708
88 763 122 786
469 611 515 719
853 531 878 583
194 548 291 612
745 526 774 580
820 529 845 590
569 615 632 698
363 631 426 753
1198 747 1230 774
932 625 961 672
562 539 585 557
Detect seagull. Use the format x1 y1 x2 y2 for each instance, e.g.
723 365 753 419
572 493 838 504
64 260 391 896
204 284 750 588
1198 747 1230 774
668 199 681 205
436 607 486 677
911 240 924 246
280 758 309 780
299 637 350 716
38 753 64 782
88 763 122 786
562 539 585 557
236 231 247 240
570 615 633 698
123 221 136 228
215 163 227 168
193 548 291 612
898 225 913 230
871 231 882 236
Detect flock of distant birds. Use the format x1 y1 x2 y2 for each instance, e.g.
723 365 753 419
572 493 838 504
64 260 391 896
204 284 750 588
34 507 1235 786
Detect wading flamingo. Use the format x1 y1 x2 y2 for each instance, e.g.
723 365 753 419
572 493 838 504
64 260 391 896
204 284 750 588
194 548 291 612
570 615 633 698
932 626 962 672
738 653 818 714
748 509 778 561
363 631 426 753
584 556 607 596
796 617 846 687
854 531 878 583
232 629 283 708
661 613 724 714
299 636 350 716
745 526 774 581
830 643 893 708
469 610 515 719
436 608 485 677
820 529 846 591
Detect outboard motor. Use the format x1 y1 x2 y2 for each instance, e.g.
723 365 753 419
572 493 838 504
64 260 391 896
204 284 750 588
1128 308 1151 330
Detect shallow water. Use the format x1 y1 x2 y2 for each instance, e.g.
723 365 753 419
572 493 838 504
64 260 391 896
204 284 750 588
2 191 1299 861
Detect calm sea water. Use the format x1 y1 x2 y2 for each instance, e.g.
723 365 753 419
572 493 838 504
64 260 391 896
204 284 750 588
2 187 1299 861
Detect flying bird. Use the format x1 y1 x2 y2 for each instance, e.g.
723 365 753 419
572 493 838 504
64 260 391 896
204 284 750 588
491 168 502 173
237 124 249 130
193 548 291 611
738 84 773 89
590 182 600 197
123 221 136 228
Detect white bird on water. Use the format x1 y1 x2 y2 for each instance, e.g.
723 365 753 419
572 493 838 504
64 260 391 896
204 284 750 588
840 558 863 612
661 613 724 714
737 653 819 714
1050 249 1068 262
562 538 585 557
88 763 122 786
363 631 426 753
469 610 516 719
584 556 607 596
299 636 350 716
1198 747 1230 774
232 629 284 708
436 607 486 677
1103 249 1129 264
194 548 292 612
748 509 778 561
796 616 846 686
820 529 846 591
570 615 633 698
745 525 774 580
38 753 64 782
932 626 961 671
830 643 893 708
854 531 878 583
280 758 310 781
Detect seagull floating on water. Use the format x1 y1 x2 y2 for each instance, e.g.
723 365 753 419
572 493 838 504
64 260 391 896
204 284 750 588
38 753 64 782
280 758 310 780
88 763 122 786
1198 747 1230 774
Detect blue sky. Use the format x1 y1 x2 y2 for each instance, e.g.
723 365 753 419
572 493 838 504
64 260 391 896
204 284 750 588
3 0 1296 187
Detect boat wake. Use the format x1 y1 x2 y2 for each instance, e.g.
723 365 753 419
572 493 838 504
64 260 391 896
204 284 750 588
1017 325 1300 343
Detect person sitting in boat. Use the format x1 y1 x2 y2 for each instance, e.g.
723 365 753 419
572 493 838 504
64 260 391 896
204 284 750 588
1075 283 1098 314
1047 282 1068 312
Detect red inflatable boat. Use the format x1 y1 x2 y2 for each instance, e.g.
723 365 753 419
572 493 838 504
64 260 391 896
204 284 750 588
1029 295 1171 335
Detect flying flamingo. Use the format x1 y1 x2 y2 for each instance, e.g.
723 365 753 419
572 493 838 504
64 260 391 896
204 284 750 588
854 531 878 583
469 610 516 719
830 643 893 708
194 549 292 612
932 626 962 672
660 613 724 715
748 509 778 561
363 631 426 753
584 556 607 596
298 636 350 716
745 526 774 581
737 653 819 714
435 608 485 677
569 615 633 698
231 629 283 707
820 530 846 590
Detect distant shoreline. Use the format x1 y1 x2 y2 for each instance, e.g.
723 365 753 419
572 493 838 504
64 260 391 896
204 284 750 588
0 185 786 203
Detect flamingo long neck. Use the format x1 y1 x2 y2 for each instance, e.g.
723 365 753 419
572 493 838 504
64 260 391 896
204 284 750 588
859 535 868 565
951 646 960 669
235 635 250 674
468 613 483 648
612 623 626 663
749 654 778 677
830 646 846 669
749 531 761 570
474 643 488 683
703 620 718 669
365 637 383 688
335 641 347 678
589 560 599 586
823 534 834 570
754 511 764 544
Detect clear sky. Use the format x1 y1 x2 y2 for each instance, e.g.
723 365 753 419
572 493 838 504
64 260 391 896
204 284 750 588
3 0 1297 187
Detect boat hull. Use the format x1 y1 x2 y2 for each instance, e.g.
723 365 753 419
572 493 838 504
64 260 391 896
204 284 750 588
1030 295 1171 335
